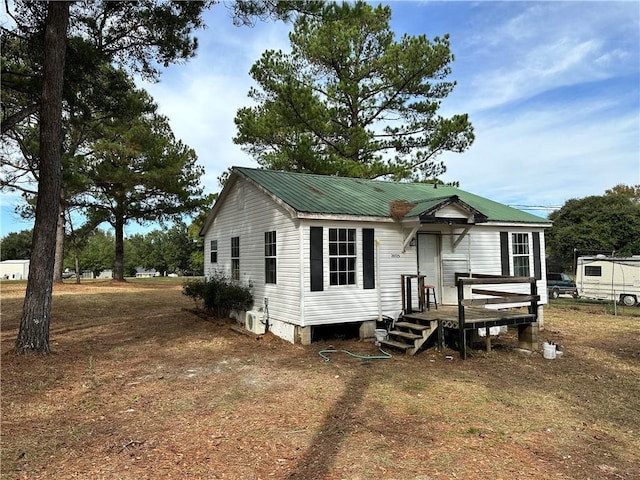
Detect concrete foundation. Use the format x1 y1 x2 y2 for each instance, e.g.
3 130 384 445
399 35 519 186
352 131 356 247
517 322 539 352
295 325 312 345
359 320 377 342
537 305 545 330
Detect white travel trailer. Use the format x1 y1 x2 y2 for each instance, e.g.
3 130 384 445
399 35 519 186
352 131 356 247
576 256 640 306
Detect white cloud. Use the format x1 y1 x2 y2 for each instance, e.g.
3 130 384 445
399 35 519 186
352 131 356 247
456 2 638 113
138 7 294 194
440 99 640 214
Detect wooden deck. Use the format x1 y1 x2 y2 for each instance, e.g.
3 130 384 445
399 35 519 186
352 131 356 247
394 273 540 359
403 305 536 330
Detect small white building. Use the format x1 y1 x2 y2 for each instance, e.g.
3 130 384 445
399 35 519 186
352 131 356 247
135 267 158 278
0 259 30 280
200 167 551 345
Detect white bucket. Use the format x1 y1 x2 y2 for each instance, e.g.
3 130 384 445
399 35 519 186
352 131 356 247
543 342 556 360
374 329 388 342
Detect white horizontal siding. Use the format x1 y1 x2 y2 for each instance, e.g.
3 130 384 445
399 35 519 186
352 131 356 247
202 179 302 325
436 204 471 219
417 225 548 305
301 220 416 326
467 226 547 305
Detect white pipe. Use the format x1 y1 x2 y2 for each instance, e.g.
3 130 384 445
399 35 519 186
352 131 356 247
376 239 382 322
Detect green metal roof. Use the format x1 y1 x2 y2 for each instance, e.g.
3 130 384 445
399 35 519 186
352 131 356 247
235 167 549 224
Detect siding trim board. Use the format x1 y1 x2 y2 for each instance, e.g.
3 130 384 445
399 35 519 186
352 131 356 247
532 232 542 280
500 231 510 276
363 228 375 289
310 227 323 292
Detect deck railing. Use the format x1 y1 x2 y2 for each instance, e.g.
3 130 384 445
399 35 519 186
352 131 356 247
455 273 539 359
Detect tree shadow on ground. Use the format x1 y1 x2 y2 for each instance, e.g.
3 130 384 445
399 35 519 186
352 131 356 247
286 365 371 479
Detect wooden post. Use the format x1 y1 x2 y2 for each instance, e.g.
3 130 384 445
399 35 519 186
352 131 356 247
518 277 539 352
518 323 538 351
485 328 491 352
457 279 467 359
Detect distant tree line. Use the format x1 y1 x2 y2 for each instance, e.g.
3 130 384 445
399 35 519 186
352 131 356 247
545 184 640 272
1 221 204 278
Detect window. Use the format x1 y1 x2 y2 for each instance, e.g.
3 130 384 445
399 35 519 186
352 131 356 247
585 265 602 277
512 233 530 277
329 228 356 285
231 236 240 280
265 231 276 284
210 240 218 263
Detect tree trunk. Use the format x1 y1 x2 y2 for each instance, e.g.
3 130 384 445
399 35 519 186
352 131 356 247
53 198 65 283
15 2 70 355
113 213 125 281
74 253 81 284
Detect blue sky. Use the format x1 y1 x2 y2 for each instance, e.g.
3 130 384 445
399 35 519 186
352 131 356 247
1 0 639 237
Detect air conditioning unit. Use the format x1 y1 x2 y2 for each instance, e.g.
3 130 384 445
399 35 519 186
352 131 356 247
245 311 266 335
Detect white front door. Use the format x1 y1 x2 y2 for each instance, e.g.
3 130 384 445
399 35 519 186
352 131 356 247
417 234 441 304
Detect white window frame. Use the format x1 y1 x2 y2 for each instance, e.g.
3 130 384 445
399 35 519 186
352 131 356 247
328 228 356 286
512 233 530 277
231 236 240 281
264 231 276 284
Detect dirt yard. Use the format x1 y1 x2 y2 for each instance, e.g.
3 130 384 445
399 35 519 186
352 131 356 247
1 280 639 480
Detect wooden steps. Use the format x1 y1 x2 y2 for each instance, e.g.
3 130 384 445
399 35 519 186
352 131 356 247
389 330 422 341
378 318 439 356
378 338 412 351
394 321 431 331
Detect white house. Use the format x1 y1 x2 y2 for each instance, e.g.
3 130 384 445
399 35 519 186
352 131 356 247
0 259 30 280
200 167 551 346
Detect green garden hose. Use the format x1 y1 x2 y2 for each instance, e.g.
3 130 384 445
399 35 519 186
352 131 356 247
318 346 393 362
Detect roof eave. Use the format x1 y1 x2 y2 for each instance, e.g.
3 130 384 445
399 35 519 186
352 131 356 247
297 212 396 223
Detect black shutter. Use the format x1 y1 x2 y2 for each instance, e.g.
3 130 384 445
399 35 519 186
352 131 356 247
500 231 510 276
363 228 375 289
310 227 323 291
532 232 542 280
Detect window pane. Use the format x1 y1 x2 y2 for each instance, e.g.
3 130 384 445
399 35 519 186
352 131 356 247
231 237 240 258
232 259 240 280
330 258 337 272
514 256 530 277
265 258 276 284
585 266 601 276
328 228 356 286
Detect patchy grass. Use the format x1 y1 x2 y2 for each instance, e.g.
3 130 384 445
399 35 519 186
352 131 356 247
550 296 640 317
1 280 639 480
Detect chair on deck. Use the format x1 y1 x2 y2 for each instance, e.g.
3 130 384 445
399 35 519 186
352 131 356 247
424 284 438 310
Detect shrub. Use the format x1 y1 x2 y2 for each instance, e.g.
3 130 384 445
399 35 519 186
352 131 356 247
183 271 253 317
